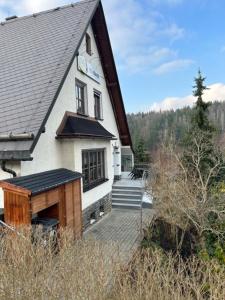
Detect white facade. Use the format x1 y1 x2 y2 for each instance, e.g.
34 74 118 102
0 25 124 210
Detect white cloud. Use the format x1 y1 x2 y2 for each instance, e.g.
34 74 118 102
154 59 194 75
149 83 225 111
0 0 68 19
160 23 185 41
0 0 190 74
118 47 177 73
102 0 187 73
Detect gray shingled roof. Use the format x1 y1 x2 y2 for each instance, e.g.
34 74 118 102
4 168 82 195
0 0 99 160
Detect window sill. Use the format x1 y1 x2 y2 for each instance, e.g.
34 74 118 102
95 117 104 121
83 178 109 193
77 112 89 117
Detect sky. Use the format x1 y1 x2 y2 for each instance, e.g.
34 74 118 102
0 0 225 112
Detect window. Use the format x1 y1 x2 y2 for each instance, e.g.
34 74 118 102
76 80 87 115
86 33 92 56
94 91 102 120
82 149 105 191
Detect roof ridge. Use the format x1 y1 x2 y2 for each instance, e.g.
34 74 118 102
0 0 98 25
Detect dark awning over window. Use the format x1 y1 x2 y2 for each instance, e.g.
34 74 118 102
57 114 116 140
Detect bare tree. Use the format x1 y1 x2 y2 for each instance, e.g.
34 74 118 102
150 131 225 252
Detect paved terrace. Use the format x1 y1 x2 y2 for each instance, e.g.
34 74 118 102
84 208 153 262
113 171 144 188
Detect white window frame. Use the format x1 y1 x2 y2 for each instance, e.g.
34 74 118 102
75 79 88 115
94 90 103 120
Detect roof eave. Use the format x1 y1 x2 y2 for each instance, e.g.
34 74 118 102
91 2 133 150
0 150 33 161
56 134 116 140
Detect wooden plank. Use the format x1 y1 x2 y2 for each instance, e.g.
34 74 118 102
73 179 82 238
31 188 60 214
58 185 66 227
0 181 31 196
65 183 74 228
4 191 31 226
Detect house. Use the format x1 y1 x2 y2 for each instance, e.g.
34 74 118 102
0 0 133 229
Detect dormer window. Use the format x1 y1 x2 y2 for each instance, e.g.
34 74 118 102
86 33 92 56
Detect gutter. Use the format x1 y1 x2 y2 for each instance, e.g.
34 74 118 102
1 161 17 177
0 133 34 142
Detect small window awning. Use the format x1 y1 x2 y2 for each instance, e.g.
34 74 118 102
56 113 116 140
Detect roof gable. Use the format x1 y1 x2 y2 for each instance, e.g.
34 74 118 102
0 0 132 160
0 0 99 159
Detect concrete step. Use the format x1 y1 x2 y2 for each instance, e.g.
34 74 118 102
112 198 141 205
112 185 142 191
112 193 141 200
112 190 142 196
112 202 141 210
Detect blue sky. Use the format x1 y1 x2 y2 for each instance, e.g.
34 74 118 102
0 0 225 112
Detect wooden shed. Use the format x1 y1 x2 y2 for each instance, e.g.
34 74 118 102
0 168 82 238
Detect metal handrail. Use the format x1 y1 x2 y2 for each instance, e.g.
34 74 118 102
140 169 149 237
0 220 26 238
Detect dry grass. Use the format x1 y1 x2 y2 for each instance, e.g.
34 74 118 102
0 228 224 300
113 249 225 300
0 228 119 300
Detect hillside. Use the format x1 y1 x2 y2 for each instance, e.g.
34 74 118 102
127 101 225 150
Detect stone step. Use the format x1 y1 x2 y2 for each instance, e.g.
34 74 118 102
112 190 142 196
112 193 142 200
112 202 141 210
112 198 141 205
112 185 143 191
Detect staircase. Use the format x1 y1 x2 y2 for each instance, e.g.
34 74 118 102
112 185 143 210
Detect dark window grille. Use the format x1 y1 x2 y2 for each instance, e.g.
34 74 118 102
82 149 105 191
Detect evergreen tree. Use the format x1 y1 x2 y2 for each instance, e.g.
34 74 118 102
192 70 212 131
135 138 145 163
183 71 225 185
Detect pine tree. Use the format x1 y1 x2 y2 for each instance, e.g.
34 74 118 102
192 70 212 131
183 71 224 185
135 138 145 163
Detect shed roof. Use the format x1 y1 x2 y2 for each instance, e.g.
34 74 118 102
57 113 115 140
0 168 82 196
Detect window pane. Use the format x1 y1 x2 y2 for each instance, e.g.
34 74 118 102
82 149 105 189
76 81 86 114
86 33 91 55
94 92 101 119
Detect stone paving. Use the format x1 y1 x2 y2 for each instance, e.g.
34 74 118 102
84 208 154 262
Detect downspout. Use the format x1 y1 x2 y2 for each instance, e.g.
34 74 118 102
1 161 17 178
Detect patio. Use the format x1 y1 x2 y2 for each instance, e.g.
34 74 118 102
113 172 144 188
84 207 153 262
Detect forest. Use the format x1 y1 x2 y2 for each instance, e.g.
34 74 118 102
127 101 225 151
